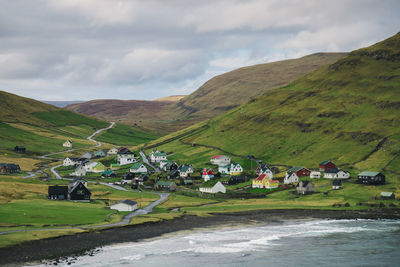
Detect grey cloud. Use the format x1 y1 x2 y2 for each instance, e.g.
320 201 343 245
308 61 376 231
0 0 399 100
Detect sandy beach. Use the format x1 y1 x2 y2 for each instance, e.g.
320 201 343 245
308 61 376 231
1 208 400 266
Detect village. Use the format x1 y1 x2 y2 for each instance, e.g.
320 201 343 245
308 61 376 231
2 136 393 216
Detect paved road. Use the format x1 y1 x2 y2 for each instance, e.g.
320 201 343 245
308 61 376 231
140 151 160 173
87 121 115 148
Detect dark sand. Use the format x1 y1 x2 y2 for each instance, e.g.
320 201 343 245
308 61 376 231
1 209 400 266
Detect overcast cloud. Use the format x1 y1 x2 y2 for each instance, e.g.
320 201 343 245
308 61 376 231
0 0 399 100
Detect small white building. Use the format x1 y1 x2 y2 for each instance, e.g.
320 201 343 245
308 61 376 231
284 172 299 184
63 157 75 167
199 181 226 194
324 169 350 179
70 165 87 177
230 162 243 176
107 147 119 155
63 140 73 148
117 153 136 165
310 171 321 178
178 165 194 178
210 155 231 166
218 165 230 175
110 200 138 212
130 162 148 173
149 151 167 163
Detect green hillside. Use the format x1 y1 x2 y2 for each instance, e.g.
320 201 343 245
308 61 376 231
170 53 347 120
66 53 346 134
0 91 159 155
144 33 400 175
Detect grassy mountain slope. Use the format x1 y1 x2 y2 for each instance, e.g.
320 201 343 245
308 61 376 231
144 33 400 175
0 91 159 156
66 53 346 133
171 53 347 119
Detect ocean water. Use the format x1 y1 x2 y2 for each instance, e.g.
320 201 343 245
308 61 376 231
37 219 400 267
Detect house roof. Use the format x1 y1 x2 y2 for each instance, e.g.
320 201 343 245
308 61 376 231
296 181 313 187
116 199 137 206
48 186 68 194
358 171 381 177
288 166 306 173
325 168 340 173
255 174 267 181
179 165 192 172
231 162 242 168
131 162 145 170
69 182 91 195
153 152 166 157
200 180 221 188
211 155 227 159
102 170 113 175
319 160 333 165
381 192 394 197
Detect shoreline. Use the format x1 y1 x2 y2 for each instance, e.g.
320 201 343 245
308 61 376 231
1 208 400 266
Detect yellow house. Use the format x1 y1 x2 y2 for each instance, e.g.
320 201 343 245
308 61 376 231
92 162 106 173
252 174 279 189
252 174 268 188
265 179 279 189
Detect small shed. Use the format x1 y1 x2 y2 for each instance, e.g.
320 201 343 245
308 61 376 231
14 146 26 153
110 200 138 212
380 192 395 199
332 179 342 190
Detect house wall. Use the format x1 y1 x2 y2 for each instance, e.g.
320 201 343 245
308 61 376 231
110 203 137 212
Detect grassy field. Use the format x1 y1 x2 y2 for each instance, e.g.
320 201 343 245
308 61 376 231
96 123 162 146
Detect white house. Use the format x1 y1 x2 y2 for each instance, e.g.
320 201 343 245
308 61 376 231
260 167 273 179
210 155 231 166
310 171 321 178
107 147 119 155
119 156 137 166
130 162 148 173
284 172 299 184
324 169 350 179
84 162 98 172
218 165 230 175
110 200 138 212
178 164 194 178
149 151 167 163
63 157 75 167
63 140 72 148
70 165 86 177
230 162 243 176
117 153 136 165
199 181 226 194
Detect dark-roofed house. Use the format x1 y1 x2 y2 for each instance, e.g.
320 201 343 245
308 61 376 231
296 181 315 195
319 160 336 171
332 179 342 189
0 164 7 174
48 186 68 200
178 164 194 178
69 181 91 201
357 171 385 185
4 164 21 173
110 200 138 212
14 146 26 153
154 180 177 191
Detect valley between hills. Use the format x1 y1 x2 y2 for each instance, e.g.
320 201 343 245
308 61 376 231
0 33 399 258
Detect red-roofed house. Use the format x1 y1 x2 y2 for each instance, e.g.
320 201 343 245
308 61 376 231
210 155 231 166
202 168 215 182
252 174 267 188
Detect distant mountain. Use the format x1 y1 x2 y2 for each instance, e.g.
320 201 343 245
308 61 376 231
66 53 346 133
146 33 400 174
42 100 85 108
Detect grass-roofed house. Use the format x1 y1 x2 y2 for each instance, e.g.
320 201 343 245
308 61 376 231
199 180 226 194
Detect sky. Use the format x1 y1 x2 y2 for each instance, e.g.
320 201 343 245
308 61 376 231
0 0 399 101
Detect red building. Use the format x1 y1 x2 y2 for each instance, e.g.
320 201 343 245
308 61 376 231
319 160 336 171
287 166 311 177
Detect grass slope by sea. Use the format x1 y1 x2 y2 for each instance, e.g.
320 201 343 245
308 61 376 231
143 33 400 180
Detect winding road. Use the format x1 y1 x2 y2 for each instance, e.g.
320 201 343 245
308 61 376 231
140 151 160 173
3 122 170 235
